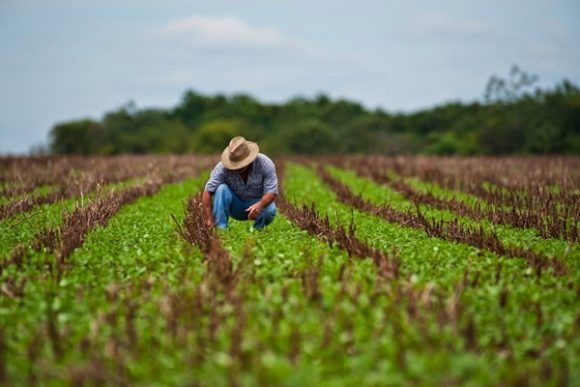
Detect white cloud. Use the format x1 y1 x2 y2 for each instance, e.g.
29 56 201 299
407 11 490 39
158 14 297 49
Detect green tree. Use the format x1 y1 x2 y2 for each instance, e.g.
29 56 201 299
279 119 334 154
46 68 580 155
189 119 247 153
50 119 104 154
484 65 539 104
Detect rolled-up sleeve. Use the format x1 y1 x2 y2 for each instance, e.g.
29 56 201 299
204 163 225 193
262 157 278 195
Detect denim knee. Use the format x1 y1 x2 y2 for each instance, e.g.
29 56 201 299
215 184 232 198
262 202 276 220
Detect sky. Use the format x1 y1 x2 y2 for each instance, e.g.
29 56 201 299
1 0 579 154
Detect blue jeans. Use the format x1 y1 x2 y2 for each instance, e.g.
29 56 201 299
213 184 276 229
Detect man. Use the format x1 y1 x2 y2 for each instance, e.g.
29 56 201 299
203 136 278 230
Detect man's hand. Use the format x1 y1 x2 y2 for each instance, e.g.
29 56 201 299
246 201 264 220
202 190 215 228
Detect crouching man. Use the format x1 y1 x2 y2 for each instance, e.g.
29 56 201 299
203 136 278 230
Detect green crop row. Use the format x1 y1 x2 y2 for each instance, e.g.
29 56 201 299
0 178 140 258
2 176 206 383
281 163 579 384
326 165 580 274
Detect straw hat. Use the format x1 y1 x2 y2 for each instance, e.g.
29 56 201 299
221 136 259 170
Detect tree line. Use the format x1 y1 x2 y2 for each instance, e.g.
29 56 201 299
50 66 580 155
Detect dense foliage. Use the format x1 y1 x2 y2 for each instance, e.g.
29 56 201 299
49 67 580 155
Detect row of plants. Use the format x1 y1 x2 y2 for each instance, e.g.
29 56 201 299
4 168 396 384
323 164 578 266
276 164 399 281
391 174 578 243
1 175 209 383
0 156 149 197
0 178 134 259
1 161 211 382
316 165 567 276
332 156 579 243
1 157 578 385
278 163 579 384
0 155 216 221
329 156 579 221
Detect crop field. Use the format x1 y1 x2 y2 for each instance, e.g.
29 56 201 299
1 155 579 386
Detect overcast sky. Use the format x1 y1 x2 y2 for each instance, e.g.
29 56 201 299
1 0 579 154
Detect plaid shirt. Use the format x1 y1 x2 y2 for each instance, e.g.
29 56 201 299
204 154 279 200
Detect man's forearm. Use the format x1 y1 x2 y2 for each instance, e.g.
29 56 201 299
202 190 214 220
259 192 276 207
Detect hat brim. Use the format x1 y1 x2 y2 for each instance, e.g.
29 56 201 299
221 142 259 170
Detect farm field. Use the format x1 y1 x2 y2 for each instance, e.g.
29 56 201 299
1 155 579 386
